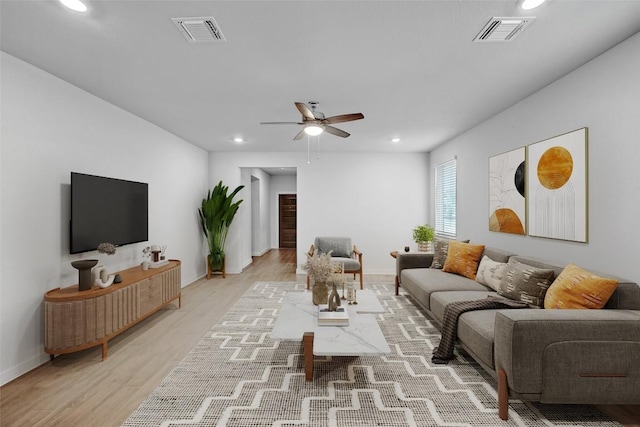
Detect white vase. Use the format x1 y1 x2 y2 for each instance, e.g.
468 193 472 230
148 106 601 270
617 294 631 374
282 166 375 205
141 261 150 271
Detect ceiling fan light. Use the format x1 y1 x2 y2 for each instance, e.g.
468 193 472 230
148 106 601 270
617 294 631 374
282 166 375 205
520 0 546 10
60 0 88 12
304 125 323 136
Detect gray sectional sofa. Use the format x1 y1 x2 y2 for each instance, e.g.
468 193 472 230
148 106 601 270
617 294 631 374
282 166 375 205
395 247 640 420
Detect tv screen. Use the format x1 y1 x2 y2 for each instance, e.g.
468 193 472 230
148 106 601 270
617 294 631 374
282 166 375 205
70 172 148 254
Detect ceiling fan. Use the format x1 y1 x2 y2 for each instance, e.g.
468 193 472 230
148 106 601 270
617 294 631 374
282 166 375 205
260 102 364 140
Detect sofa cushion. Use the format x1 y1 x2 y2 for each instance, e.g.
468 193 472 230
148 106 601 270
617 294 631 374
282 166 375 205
315 237 351 258
430 237 452 269
429 291 500 369
331 257 360 272
481 247 516 264
476 256 508 291
544 263 618 309
400 269 488 310
458 309 500 369
442 242 485 280
511 256 640 309
430 290 498 324
498 258 555 308
430 237 470 269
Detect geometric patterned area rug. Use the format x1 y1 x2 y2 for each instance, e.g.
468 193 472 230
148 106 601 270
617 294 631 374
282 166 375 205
122 282 619 427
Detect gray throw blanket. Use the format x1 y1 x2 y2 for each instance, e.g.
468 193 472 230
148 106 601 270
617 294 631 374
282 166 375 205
431 296 529 364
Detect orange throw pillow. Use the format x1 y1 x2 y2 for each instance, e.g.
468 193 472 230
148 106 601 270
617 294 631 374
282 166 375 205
544 263 618 309
442 241 485 280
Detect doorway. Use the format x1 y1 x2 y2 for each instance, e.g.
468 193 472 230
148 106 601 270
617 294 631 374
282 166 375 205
279 194 296 248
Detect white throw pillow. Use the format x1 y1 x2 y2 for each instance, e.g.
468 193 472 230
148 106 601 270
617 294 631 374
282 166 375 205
475 255 508 291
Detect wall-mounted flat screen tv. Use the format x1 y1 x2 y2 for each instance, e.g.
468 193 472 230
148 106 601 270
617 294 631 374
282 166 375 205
70 172 148 254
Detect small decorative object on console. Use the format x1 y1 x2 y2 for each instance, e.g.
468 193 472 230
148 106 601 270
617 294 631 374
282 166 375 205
70 259 99 291
97 242 116 255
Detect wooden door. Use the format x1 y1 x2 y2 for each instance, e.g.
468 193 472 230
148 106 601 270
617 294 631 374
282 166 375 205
279 194 296 248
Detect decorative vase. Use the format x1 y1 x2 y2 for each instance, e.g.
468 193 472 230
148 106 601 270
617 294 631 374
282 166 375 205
71 259 99 291
346 280 355 303
92 266 106 284
141 261 150 270
312 282 329 305
327 284 341 312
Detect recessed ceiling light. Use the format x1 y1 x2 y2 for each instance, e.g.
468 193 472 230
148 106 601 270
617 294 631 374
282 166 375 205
391 138 401 143
520 0 546 10
60 0 88 12
233 137 244 143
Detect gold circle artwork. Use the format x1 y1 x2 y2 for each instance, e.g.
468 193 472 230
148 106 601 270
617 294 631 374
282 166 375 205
537 146 573 189
489 208 524 235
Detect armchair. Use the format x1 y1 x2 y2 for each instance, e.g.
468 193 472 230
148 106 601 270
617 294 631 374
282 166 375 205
306 236 363 290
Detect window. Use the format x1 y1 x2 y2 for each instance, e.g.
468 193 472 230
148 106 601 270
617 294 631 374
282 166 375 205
435 158 457 237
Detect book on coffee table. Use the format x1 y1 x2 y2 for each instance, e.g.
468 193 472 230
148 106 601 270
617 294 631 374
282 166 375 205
317 304 349 326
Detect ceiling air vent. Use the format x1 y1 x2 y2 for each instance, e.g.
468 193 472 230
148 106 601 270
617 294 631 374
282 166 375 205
171 17 226 43
473 17 534 42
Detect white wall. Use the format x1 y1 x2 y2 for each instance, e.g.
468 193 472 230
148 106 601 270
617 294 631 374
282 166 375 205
249 168 271 256
0 53 209 385
429 32 640 283
270 175 297 248
208 151 430 275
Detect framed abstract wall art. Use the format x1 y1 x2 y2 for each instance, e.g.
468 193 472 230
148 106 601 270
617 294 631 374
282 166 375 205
489 147 526 235
526 127 588 242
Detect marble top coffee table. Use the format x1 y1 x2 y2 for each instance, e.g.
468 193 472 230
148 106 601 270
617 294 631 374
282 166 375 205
271 289 390 381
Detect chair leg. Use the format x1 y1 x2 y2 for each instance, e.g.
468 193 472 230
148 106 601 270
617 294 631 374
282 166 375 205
359 272 363 289
306 274 310 290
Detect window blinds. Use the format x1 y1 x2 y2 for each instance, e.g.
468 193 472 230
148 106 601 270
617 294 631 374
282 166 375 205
435 158 457 237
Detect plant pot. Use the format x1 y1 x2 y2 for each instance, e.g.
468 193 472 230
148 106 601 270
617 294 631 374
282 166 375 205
417 241 432 252
208 252 225 270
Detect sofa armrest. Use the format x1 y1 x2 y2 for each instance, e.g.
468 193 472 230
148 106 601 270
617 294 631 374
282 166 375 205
494 309 640 403
396 252 434 280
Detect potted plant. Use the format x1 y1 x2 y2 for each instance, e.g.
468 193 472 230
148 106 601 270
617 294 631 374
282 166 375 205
412 224 435 252
198 181 244 272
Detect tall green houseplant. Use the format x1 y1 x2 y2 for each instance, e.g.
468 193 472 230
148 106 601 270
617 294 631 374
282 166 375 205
198 181 244 270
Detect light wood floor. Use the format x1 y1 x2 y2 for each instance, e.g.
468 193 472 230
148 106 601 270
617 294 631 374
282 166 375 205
1 249 638 426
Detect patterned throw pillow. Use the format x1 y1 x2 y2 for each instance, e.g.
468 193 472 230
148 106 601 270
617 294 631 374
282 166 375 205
544 263 618 309
430 237 470 269
442 241 485 280
475 255 508 291
498 259 555 308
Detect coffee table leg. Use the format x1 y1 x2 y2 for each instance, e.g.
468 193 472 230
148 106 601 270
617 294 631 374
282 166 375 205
303 332 314 381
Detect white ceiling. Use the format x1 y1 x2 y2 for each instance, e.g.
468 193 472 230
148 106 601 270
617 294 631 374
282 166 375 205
2 1 640 154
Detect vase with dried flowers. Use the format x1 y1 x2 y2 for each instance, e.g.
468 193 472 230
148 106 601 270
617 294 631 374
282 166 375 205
93 242 117 288
141 246 152 270
305 252 342 305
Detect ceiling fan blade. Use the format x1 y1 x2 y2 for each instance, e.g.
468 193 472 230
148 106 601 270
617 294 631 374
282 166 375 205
324 126 350 138
295 102 316 121
260 121 304 125
322 113 364 125
293 129 306 140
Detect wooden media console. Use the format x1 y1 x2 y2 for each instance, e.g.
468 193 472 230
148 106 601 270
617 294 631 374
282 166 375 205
44 260 181 360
